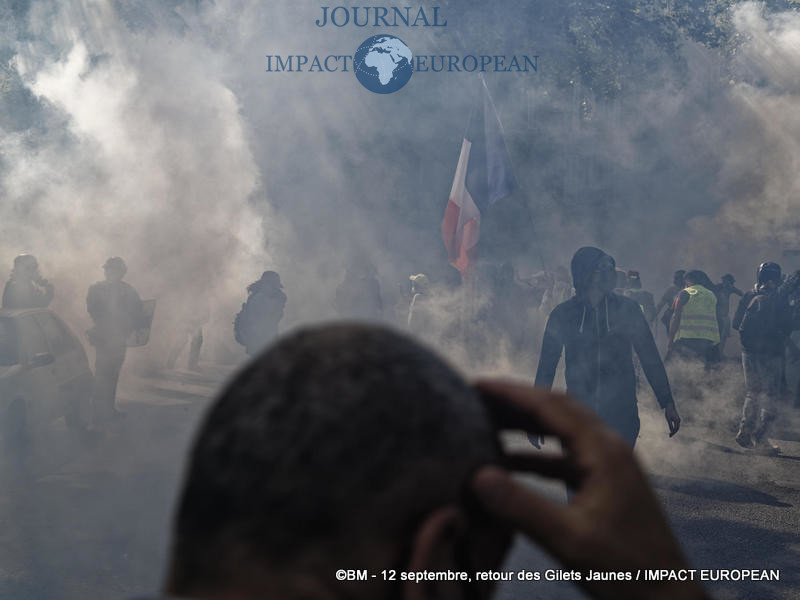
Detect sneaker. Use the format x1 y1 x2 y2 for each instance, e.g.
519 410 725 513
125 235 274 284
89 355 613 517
735 428 753 449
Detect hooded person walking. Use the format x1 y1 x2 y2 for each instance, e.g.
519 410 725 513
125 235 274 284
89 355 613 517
534 247 681 447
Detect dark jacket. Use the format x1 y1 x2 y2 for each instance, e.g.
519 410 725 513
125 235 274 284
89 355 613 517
736 288 793 356
234 281 287 356
732 290 757 332
2 278 54 309
535 248 674 442
87 280 144 347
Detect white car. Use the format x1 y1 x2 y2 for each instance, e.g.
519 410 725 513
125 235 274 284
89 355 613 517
0 308 93 452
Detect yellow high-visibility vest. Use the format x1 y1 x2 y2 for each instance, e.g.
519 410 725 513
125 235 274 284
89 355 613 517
675 285 720 344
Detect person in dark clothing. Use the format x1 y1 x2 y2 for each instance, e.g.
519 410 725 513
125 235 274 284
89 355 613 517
716 274 743 356
333 257 383 320
624 270 657 323
234 271 287 356
656 270 686 337
2 254 55 309
734 263 797 454
534 247 681 447
87 257 145 421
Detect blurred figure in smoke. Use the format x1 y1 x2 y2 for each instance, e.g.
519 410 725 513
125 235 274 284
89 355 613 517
334 256 383 321
166 299 209 372
486 263 530 353
234 271 286 357
87 257 145 421
2 254 55 309
538 265 572 316
407 273 434 338
656 269 686 337
624 270 657 324
534 247 680 447
715 274 743 357
733 263 797 454
613 268 629 295
667 270 720 368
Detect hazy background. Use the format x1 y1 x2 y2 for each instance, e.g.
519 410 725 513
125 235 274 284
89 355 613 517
2 0 800 366
0 0 799 598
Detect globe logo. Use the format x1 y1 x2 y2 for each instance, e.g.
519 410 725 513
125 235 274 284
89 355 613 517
354 35 414 94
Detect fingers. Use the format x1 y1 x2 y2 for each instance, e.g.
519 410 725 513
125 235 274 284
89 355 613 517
475 379 605 454
501 452 581 489
479 383 558 436
664 407 681 437
471 466 571 554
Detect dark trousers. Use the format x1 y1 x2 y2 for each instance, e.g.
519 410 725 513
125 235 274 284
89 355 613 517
93 343 127 420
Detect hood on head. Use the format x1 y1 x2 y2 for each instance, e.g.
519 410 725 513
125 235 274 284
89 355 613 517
570 247 615 296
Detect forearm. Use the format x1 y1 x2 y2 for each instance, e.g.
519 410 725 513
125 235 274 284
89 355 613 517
635 327 674 408
668 316 679 343
534 355 558 389
534 337 561 389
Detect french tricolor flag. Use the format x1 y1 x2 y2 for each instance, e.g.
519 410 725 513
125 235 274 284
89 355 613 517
441 79 517 277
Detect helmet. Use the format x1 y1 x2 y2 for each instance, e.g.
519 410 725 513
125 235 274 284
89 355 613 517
721 273 735 284
757 262 781 286
103 256 127 274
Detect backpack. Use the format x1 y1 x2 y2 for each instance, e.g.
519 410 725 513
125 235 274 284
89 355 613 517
739 291 785 352
233 302 248 346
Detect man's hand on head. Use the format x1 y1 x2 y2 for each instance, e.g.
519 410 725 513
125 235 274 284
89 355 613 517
471 380 709 600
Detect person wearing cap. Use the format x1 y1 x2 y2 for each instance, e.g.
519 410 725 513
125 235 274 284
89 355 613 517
624 270 657 324
234 271 287 356
2 254 55 309
86 257 145 421
534 247 680 447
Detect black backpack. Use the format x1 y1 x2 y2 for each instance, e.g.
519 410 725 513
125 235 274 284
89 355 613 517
739 291 783 345
233 302 248 346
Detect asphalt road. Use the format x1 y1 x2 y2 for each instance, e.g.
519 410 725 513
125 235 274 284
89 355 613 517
0 362 797 600
496 362 800 600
